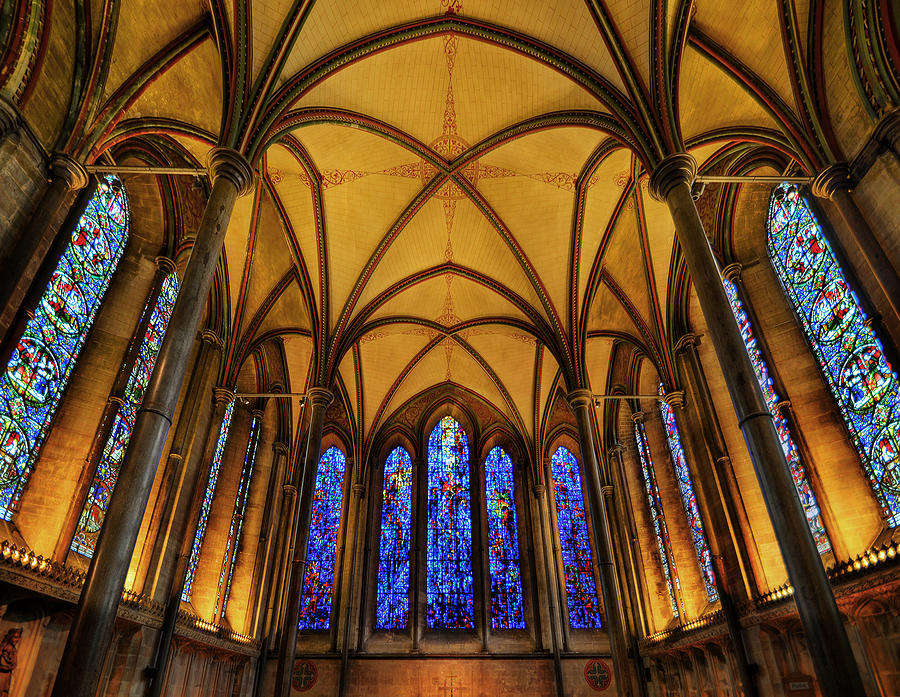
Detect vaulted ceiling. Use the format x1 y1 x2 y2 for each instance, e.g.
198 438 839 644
10 0 883 472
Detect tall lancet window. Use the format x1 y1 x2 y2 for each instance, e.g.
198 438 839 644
376 446 412 629
484 446 524 629
426 416 474 629
767 183 900 526
550 446 602 628
299 445 346 629
723 277 832 552
183 400 234 601
657 385 718 601
633 421 681 617
71 271 180 556
0 176 128 520
216 413 261 614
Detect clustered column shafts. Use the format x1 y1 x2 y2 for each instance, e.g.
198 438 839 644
649 152 867 697
0 153 89 345
568 389 638 697
273 386 333 697
49 147 254 697
812 163 900 329
53 256 177 564
145 386 235 697
141 329 224 599
532 482 565 697
338 482 366 697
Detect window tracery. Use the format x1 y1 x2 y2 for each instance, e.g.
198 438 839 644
484 445 524 629
0 176 129 520
767 183 900 526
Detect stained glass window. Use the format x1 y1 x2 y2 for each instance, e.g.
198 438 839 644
723 277 832 552
484 446 525 629
657 385 718 601
299 445 346 629
71 271 180 556
767 183 900 526
1 176 129 520
216 414 261 614
550 446 601 629
183 399 234 601
426 416 474 629
633 422 681 617
376 446 412 629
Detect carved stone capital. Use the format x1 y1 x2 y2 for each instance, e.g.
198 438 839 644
566 388 593 411
272 442 288 456
649 153 697 202
50 153 89 190
199 329 223 349
213 386 235 406
155 256 177 275
661 389 685 409
532 483 546 496
811 162 853 199
251 408 265 420
282 484 297 496
601 484 614 499
674 333 699 354
0 96 20 138
305 386 334 409
607 443 623 458
631 411 645 424
873 106 900 150
721 262 742 282
207 147 254 197
352 483 366 498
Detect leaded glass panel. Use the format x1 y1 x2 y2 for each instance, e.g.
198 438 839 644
299 445 346 629
767 183 900 526
485 446 525 629
1 176 129 519
426 416 474 629
376 446 412 629
550 446 602 629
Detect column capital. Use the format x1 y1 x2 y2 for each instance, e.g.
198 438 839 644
352 483 366 498
0 96 20 138
674 333 700 353
649 153 697 202
155 256 177 275
607 443 623 457
213 386 235 406
305 386 333 409
207 147 254 196
251 408 265 420
50 153 89 190
873 105 900 150
811 162 852 199
199 329 223 349
661 389 685 409
721 262 742 282
566 388 593 410
601 484 614 499
532 483 546 496
272 442 288 456
282 483 297 496
631 411 645 424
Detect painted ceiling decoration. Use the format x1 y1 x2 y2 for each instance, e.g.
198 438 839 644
4 0 893 482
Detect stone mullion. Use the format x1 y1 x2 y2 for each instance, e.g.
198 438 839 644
337 481 366 697
412 455 427 651
329 456 355 652
532 480 565 697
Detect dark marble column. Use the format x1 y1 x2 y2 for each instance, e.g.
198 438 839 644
49 147 253 697
812 163 900 329
0 153 89 344
649 152 866 697
274 387 333 697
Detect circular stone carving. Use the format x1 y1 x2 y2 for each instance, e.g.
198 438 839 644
291 659 318 692
584 659 612 691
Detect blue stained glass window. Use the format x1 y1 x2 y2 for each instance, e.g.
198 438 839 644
216 414 261 613
633 422 681 617
767 183 900 526
657 385 718 601
71 271 180 556
550 446 602 629
1 176 129 520
299 445 346 629
723 277 832 552
426 416 474 629
376 446 412 629
485 446 525 629
183 399 234 601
